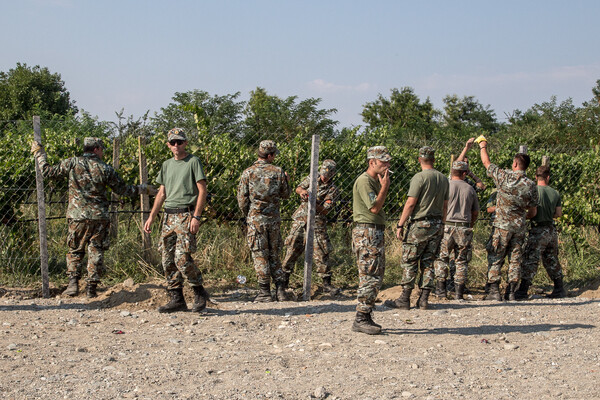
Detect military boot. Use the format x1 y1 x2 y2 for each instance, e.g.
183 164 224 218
391 287 412 310
435 280 447 299
157 288 187 313
484 282 501 301
322 276 340 295
63 276 79 297
275 281 292 302
254 282 273 302
86 282 97 298
504 282 517 301
514 280 531 301
191 285 209 312
367 312 382 329
455 283 465 300
417 288 431 310
351 311 381 335
547 277 567 298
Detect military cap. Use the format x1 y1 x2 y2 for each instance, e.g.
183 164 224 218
258 140 280 155
167 128 187 141
367 146 392 161
419 146 435 159
319 159 337 179
452 160 469 171
84 137 105 149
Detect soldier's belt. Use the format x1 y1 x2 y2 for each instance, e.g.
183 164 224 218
164 206 194 214
354 223 385 230
531 221 554 228
411 217 442 223
445 221 471 228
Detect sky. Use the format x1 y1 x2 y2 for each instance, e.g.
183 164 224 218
2 0 599 128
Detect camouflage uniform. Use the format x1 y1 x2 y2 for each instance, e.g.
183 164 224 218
282 161 339 279
237 141 290 285
35 137 139 282
486 164 538 284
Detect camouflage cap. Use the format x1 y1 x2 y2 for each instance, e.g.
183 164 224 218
167 128 187 141
419 146 435 159
258 140 280 156
84 137 105 149
319 159 337 178
367 146 392 161
452 160 469 171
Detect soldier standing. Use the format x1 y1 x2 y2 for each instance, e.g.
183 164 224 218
474 137 538 301
144 128 209 313
237 140 291 302
31 138 150 297
515 166 566 299
281 160 340 295
434 160 479 300
390 146 449 310
351 146 391 335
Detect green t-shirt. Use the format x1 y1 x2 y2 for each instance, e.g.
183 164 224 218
407 169 449 220
352 171 385 225
156 154 206 208
532 185 561 224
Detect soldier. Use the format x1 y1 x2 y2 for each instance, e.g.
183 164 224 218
389 146 449 310
474 136 538 301
483 190 497 293
237 140 291 302
515 166 566 299
434 160 479 300
31 137 151 297
351 146 391 335
144 128 209 313
281 160 340 295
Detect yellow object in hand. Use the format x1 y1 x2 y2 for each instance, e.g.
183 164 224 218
474 135 487 144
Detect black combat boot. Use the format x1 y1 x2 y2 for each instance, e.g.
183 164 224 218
514 280 531 301
367 312 382 329
254 282 273 302
191 285 209 312
86 282 97 298
435 280 447 299
455 283 465 300
417 288 431 310
275 281 292 302
547 277 567 298
63 276 79 297
504 282 517 301
391 287 412 310
157 288 187 313
322 276 340 295
484 282 501 301
351 311 382 335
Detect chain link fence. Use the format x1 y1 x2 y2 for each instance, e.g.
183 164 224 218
2 118 600 288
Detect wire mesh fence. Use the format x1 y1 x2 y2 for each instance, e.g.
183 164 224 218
2 118 600 288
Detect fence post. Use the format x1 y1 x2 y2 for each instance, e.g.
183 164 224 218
110 137 120 238
542 156 550 167
302 134 320 301
33 116 50 298
138 136 152 262
519 145 528 154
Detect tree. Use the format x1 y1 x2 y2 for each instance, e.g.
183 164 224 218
441 94 499 136
0 63 77 121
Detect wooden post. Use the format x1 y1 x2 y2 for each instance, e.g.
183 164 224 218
542 156 550 167
110 137 120 238
138 137 152 262
450 154 455 173
302 134 320 301
33 116 50 298
519 145 528 154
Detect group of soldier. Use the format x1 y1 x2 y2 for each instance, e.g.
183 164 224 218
30 130 566 336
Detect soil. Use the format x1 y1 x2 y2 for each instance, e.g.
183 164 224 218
1 279 599 400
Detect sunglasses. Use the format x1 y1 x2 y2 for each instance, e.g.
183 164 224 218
169 139 184 146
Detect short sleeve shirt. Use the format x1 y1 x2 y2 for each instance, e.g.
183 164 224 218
407 169 449 220
352 172 385 225
156 154 206 208
532 185 561 224
446 179 480 224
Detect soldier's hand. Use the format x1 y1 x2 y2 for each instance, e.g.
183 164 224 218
31 140 43 155
465 137 475 150
396 225 404 241
379 169 391 188
476 181 486 191
299 188 309 201
190 216 200 234
143 216 154 233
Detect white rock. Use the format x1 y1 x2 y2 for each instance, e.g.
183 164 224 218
504 344 519 350
120 311 131 317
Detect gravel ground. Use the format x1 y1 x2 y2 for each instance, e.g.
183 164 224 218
1 282 599 400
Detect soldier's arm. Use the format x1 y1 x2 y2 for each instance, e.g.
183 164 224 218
318 185 338 215
106 167 139 198
396 196 417 239
369 170 390 214
280 170 291 199
189 180 207 235
554 206 562 219
144 185 166 233
237 173 250 217
526 206 537 219
442 200 448 224
471 210 479 228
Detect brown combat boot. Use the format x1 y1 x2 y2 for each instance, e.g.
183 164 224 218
391 287 412 310
455 283 465 300
351 311 382 335
157 288 187 313
254 282 273 302
435 280 447 299
547 277 567 298
191 285 209 312
86 282 97 298
504 282 517 301
63 276 79 297
485 282 501 301
417 289 431 310
322 276 340 295
276 281 292 302
514 280 530 301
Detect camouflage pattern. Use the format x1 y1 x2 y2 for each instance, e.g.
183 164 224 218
319 159 337 179
37 153 139 220
487 227 525 283
352 225 385 313
258 140 280 155
452 161 468 171
521 225 562 283
83 137 105 149
434 226 473 285
66 219 110 282
400 219 444 289
167 128 187 141
290 175 339 227
160 212 202 290
367 146 392 161
419 146 435 159
238 159 290 284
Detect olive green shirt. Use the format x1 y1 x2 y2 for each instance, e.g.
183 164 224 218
352 172 385 225
156 154 206 208
407 169 449 220
532 185 561 224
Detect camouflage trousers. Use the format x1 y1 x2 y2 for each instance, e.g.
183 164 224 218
282 220 332 278
400 219 443 290
160 213 202 290
521 225 562 283
246 220 286 285
352 225 385 314
486 227 525 284
66 219 110 283
434 226 473 285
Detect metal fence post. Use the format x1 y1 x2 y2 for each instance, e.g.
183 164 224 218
33 116 49 298
302 134 320 301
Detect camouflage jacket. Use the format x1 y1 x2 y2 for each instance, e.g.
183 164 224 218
237 159 290 225
487 164 538 233
290 176 339 227
39 153 139 220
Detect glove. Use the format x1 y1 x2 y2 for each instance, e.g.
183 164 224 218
474 135 487 145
